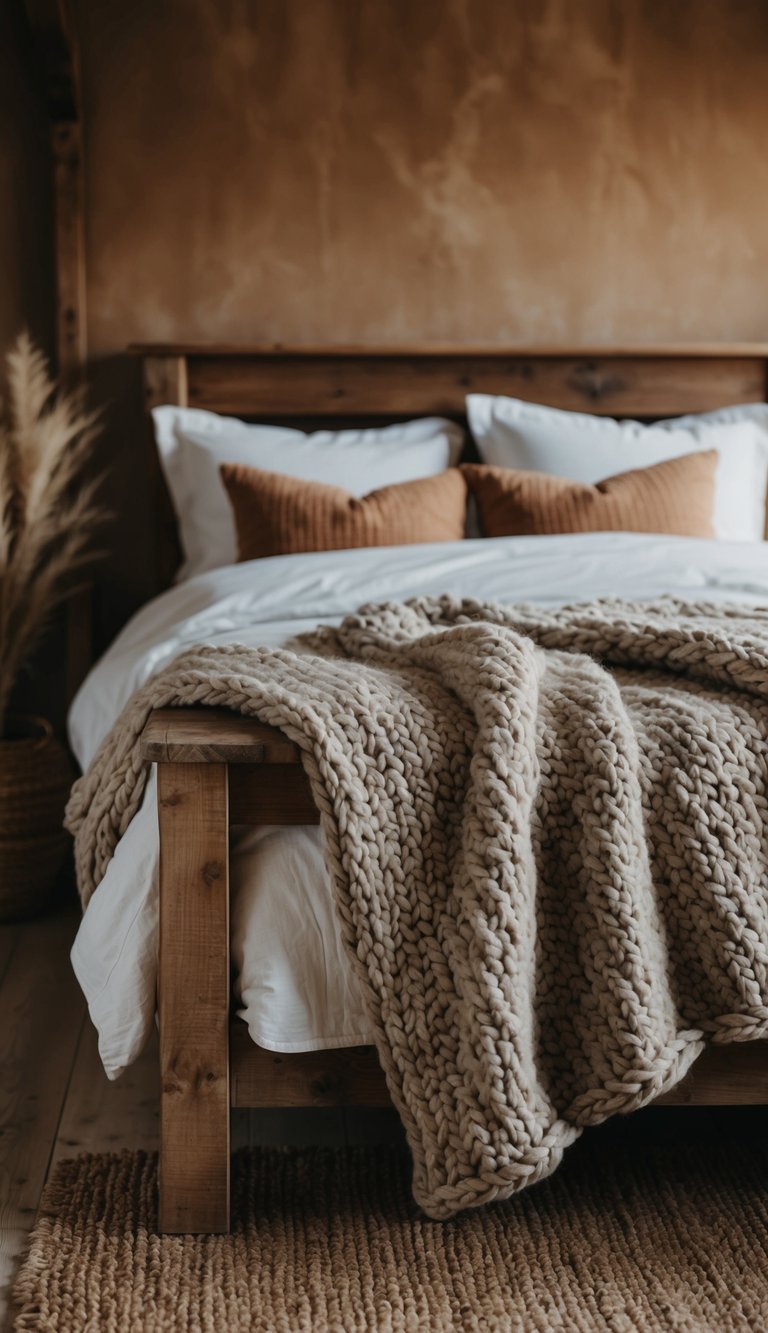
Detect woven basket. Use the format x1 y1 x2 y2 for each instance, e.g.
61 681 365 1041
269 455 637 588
0 715 74 921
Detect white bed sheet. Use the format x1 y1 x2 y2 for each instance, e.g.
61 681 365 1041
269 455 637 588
69 533 768 1079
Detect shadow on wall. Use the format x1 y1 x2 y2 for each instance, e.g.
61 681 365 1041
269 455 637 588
84 356 160 641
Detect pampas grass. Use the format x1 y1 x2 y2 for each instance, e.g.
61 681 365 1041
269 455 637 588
0 333 105 736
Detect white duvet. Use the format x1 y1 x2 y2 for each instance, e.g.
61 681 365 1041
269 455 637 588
69 533 768 1079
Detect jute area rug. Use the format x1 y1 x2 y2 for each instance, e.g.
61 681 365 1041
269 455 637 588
14 1138 768 1332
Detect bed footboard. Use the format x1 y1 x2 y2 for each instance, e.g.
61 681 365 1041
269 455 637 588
141 706 768 1236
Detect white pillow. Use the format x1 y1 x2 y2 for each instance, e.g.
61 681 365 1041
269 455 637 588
153 406 465 579
466 396 768 542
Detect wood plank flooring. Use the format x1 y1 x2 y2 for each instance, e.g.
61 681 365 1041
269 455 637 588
0 903 401 1331
0 908 83 1331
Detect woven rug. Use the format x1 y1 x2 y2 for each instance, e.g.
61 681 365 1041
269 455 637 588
14 1138 768 1332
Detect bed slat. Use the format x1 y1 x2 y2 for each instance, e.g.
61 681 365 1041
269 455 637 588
230 1027 768 1111
230 1023 388 1108
655 1041 768 1106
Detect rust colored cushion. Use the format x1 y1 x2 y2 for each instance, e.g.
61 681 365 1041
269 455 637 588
220 463 468 560
461 451 717 539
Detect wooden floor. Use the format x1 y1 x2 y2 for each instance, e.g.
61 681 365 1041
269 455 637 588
0 902 401 1330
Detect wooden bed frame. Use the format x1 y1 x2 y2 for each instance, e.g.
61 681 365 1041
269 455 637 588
133 343 768 1234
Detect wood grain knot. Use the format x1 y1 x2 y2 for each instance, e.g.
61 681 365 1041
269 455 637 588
202 860 224 887
570 362 625 403
193 1069 221 1093
311 1077 340 1097
160 789 183 808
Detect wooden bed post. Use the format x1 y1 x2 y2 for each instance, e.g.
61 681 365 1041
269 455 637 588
157 760 230 1234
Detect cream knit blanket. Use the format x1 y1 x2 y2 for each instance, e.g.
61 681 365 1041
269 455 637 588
66 596 768 1218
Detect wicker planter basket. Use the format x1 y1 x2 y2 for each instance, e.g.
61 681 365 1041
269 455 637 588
0 716 74 922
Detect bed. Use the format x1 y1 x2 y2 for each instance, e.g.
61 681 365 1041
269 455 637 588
69 344 768 1234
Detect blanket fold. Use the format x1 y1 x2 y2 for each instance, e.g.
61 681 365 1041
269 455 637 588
66 596 768 1218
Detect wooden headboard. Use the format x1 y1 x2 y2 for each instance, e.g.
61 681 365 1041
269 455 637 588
133 343 768 587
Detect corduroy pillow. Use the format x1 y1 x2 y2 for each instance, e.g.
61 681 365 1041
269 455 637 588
461 451 717 539
220 463 468 560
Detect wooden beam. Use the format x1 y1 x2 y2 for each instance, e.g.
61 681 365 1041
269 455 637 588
140 349 767 420
231 1024 388 1109
230 1026 768 1111
158 761 231 1234
142 355 189 413
655 1041 768 1106
26 0 90 710
130 342 768 359
50 118 86 376
24 0 79 122
25 0 86 377
141 709 301 765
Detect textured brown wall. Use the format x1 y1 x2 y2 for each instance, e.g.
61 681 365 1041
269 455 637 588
72 0 768 626
80 0 768 353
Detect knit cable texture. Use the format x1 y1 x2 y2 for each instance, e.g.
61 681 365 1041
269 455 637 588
65 595 768 1219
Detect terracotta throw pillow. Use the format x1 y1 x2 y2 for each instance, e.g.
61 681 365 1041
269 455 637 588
220 463 468 560
462 451 717 539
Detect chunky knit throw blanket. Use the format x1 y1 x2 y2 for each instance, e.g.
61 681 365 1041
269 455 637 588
66 596 768 1219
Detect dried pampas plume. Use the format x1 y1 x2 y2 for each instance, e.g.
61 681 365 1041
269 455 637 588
0 333 105 735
